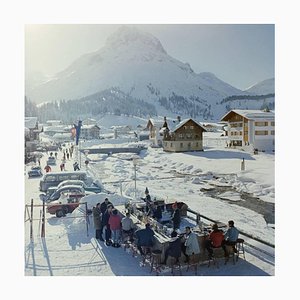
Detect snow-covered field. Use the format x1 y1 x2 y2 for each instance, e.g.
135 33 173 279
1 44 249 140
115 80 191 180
22 129 275 280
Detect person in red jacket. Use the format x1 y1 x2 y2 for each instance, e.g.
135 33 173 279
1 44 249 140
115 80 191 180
108 209 122 247
44 165 51 173
205 223 224 259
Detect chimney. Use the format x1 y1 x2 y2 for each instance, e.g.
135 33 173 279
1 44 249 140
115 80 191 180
177 116 181 122
164 116 167 122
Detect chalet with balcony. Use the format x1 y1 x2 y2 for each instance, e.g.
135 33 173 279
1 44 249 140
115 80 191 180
80 124 101 140
25 117 41 141
220 109 275 152
162 118 207 152
146 118 168 147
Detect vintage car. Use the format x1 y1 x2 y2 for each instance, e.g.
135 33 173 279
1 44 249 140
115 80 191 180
40 185 91 203
46 195 80 218
46 156 56 165
28 166 43 178
56 179 102 193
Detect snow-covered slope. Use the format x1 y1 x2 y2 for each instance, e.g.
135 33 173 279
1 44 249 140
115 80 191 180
244 78 275 95
26 26 274 121
26 26 244 119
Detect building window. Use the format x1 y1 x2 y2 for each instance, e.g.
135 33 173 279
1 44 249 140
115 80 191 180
271 121 275 126
233 140 242 146
196 142 199 147
186 133 192 139
231 122 243 128
170 143 173 147
271 130 275 135
190 125 194 129
179 133 183 138
165 142 168 147
180 143 183 148
240 132 242 135
184 126 187 130
255 130 268 135
255 121 268 126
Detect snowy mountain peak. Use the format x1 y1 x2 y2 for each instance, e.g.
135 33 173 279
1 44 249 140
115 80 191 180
105 25 167 55
244 78 274 95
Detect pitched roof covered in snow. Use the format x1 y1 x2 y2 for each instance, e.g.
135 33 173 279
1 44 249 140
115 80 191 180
168 118 207 132
147 118 166 128
220 109 275 121
25 117 38 129
82 124 100 130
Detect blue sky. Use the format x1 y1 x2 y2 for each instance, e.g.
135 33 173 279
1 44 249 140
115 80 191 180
25 24 274 90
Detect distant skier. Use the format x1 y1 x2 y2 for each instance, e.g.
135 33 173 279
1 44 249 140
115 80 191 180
60 163 65 171
73 162 80 171
85 159 89 167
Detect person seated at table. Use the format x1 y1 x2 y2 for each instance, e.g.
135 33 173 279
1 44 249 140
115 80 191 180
221 220 239 258
121 212 135 241
181 226 200 263
205 223 224 259
147 203 162 221
135 223 155 256
171 202 181 230
162 231 182 265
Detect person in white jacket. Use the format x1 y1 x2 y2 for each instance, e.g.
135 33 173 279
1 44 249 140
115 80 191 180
182 226 200 263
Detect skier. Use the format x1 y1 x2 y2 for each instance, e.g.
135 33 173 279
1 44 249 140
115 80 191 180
73 162 80 171
60 163 65 171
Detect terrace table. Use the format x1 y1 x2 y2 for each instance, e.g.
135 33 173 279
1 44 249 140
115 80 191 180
115 205 209 265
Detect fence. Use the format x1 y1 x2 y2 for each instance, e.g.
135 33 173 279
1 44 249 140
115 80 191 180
24 201 90 240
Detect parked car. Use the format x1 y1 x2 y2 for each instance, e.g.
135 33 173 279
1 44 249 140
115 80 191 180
40 185 91 203
39 171 93 192
56 179 102 193
28 166 43 178
46 195 80 218
47 156 56 165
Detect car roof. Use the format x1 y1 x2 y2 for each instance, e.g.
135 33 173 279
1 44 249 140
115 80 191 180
56 185 84 191
60 180 84 185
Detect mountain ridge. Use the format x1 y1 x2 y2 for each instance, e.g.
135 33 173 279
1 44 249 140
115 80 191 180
26 25 274 121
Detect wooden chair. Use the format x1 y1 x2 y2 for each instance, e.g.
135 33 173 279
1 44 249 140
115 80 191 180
186 253 198 275
150 249 162 275
207 247 223 268
141 246 152 266
169 256 182 276
225 245 236 265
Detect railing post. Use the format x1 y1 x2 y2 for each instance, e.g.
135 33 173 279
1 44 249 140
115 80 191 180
30 199 33 241
41 200 45 238
85 202 89 237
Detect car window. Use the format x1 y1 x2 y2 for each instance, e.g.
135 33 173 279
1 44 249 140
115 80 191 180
45 175 57 182
79 174 87 181
58 174 70 181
